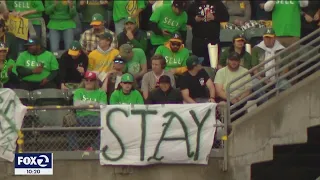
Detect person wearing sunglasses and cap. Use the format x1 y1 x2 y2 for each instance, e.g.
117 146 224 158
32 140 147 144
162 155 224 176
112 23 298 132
0 19 18 60
70 71 107 151
149 0 188 50
180 55 216 103
155 32 189 75
110 73 144 105
101 56 126 103
0 42 18 88
59 41 88 90
16 36 59 91
218 33 252 70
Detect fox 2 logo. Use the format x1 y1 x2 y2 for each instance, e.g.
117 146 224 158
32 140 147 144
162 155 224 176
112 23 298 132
15 153 53 168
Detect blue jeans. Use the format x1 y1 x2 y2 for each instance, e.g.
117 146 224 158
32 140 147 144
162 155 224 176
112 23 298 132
17 25 41 53
49 29 74 52
67 115 100 150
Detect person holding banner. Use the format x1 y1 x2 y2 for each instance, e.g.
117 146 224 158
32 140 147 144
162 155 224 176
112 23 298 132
69 71 107 151
180 55 216 103
0 42 18 88
146 75 183 104
218 33 252 70
6 0 45 52
45 0 77 52
110 73 144 105
0 19 18 60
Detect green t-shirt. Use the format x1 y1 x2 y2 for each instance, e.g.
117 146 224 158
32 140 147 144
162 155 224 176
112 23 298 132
149 4 187 45
272 0 301 37
155 45 189 70
110 89 144 104
45 0 76 30
113 0 146 22
16 51 59 82
219 47 253 69
77 0 108 23
0 59 17 84
7 0 45 25
73 88 107 117
125 48 146 75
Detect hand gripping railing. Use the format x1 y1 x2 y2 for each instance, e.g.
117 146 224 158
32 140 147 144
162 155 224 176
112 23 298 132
226 28 320 123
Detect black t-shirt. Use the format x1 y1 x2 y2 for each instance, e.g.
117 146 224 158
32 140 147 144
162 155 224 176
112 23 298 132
179 69 209 99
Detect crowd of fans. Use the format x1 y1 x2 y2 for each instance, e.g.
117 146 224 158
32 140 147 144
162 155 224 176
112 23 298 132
0 0 319 119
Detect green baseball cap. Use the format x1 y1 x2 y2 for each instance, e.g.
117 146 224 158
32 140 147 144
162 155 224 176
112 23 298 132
186 55 203 68
121 73 134 83
91 13 104 26
68 41 81 56
233 33 246 41
99 32 113 42
125 16 136 24
263 28 276 38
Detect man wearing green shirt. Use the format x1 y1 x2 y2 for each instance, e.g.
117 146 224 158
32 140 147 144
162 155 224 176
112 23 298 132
155 32 189 75
117 17 147 52
110 73 144 105
0 43 18 88
7 0 45 52
149 0 188 49
120 44 147 81
16 37 59 91
112 0 146 35
45 0 77 52
264 0 308 47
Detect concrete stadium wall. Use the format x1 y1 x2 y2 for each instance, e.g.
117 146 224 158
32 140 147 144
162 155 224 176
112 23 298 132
0 158 226 180
227 71 320 180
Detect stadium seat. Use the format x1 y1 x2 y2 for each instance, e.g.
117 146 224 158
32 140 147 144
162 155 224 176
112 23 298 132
203 67 217 82
220 29 243 48
35 109 70 127
13 89 31 106
30 89 68 106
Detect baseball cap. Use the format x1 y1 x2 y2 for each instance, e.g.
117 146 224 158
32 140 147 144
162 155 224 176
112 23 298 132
228 52 240 61
159 75 171 84
99 32 113 42
119 44 133 59
25 37 41 46
90 13 104 26
121 73 134 83
125 16 136 24
172 0 187 11
169 32 182 43
0 42 8 51
68 41 81 56
84 71 97 80
186 55 203 68
233 33 246 42
263 28 276 38
114 56 125 64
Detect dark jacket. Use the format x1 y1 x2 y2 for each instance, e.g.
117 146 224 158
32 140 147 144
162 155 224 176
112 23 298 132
59 51 88 83
187 0 229 42
117 28 148 52
146 87 183 104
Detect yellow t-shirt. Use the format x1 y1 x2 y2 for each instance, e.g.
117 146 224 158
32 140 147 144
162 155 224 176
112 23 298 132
88 49 119 73
214 66 252 98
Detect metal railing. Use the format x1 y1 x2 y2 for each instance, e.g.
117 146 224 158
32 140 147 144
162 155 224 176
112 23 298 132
15 104 227 169
223 28 320 170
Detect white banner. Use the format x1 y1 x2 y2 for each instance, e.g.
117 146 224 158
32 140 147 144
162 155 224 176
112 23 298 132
0 89 27 162
100 103 217 166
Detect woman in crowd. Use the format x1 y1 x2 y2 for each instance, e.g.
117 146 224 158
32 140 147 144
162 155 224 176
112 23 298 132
110 73 144 104
0 42 18 88
68 71 107 151
45 0 77 52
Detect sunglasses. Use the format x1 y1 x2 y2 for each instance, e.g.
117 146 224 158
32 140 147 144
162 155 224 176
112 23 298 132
122 82 132 84
85 79 95 82
171 42 182 47
114 60 124 64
